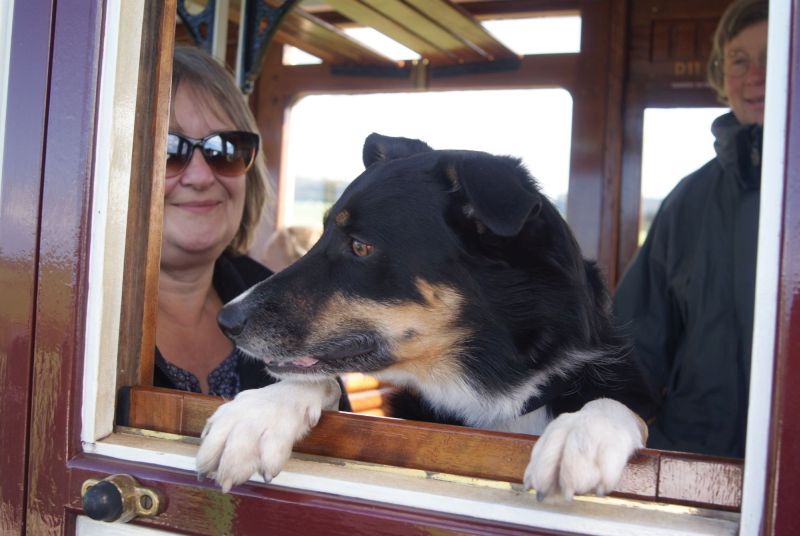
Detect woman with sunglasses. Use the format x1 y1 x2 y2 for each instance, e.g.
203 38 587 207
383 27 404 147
154 45 276 397
613 0 767 458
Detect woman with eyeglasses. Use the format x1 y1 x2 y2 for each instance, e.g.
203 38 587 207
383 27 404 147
613 0 767 458
154 45 278 397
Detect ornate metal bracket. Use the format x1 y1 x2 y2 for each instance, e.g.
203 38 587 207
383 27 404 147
239 0 299 94
176 0 297 94
176 0 218 54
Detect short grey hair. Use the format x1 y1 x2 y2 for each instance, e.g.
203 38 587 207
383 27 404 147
707 0 769 104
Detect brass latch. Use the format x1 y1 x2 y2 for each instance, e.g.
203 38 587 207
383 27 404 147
81 474 163 523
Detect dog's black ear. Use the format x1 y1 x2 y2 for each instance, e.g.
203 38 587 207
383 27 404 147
363 133 434 168
446 153 541 237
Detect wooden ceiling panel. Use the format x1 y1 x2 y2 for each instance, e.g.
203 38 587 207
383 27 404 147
358 0 485 63
278 0 518 67
277 9 398 66
404 0 517 61
321 0 458 64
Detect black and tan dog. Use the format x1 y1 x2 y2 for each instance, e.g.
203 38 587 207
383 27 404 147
197 133 655 498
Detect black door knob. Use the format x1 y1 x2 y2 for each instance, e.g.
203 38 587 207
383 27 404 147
82 480 124 521
81 474 163 523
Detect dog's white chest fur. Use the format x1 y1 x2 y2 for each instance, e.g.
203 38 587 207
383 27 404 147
487 405 551 436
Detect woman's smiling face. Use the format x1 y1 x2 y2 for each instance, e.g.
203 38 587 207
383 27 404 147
723 20 768 125
161 83 247 268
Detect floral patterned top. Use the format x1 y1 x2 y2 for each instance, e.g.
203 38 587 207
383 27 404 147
155 348 242 398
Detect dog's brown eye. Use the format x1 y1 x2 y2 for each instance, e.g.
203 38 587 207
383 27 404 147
351 239 374 257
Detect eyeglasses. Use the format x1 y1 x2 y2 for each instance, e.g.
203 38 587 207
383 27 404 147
165 131 259 178
724 50 767 78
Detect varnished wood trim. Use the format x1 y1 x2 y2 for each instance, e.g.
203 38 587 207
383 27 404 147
598 0 628 285
276 8 398 66
125 385 743 511
324 0 457 63
0 1 54 530
403 0 518 61
342 372 381 392
116 0 176 389
65 453 553 535
347 386 396 413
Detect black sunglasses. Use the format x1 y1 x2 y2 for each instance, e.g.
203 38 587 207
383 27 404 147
165 131 259 178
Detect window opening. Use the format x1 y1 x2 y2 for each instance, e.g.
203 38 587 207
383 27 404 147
481 14 581 55
639 107 727 242
75 2 776 528
283 45 322 66
344 27 420 61
283 89 573 228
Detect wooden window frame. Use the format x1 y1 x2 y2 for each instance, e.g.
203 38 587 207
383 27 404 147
77 0 793 533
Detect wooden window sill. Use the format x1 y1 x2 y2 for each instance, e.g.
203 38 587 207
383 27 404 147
118 385 743 512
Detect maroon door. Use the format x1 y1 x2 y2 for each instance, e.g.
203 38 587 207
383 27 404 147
3 0 800 534
0 3 556 533
0 0 54 532
765 2 800 532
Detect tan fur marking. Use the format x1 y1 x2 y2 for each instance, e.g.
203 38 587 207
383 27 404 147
335 210 350 227
309 279 469 383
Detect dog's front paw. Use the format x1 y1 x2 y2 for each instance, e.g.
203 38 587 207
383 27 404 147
523 398 647 501
196 378 341 492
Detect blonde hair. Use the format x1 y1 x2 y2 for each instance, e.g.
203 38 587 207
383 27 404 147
261 226 323 272
171 45 274 254
707 0 769 103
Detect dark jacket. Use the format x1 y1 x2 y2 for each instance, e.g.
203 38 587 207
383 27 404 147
613 112 761 457
154 253 277 391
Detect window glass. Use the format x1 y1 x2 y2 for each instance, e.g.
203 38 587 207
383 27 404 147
345 27 420 61
639 107 727 242
482 15 581 55
283 45 322 65
283 89 573 227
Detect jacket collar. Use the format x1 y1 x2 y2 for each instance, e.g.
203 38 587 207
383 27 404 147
712 112 763 191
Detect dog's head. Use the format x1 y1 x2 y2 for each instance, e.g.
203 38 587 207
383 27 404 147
220 133 594 386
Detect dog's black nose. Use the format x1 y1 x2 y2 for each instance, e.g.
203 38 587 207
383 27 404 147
218 304 248 337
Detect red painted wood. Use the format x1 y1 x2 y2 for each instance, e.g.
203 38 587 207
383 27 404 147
0 2 54 533
12 0 796 533
566 1 612 266
24 0 103 533
769 1 800 532
13 2 574 533
65 454 564 536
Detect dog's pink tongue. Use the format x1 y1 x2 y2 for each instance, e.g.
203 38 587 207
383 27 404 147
291 356 319 367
